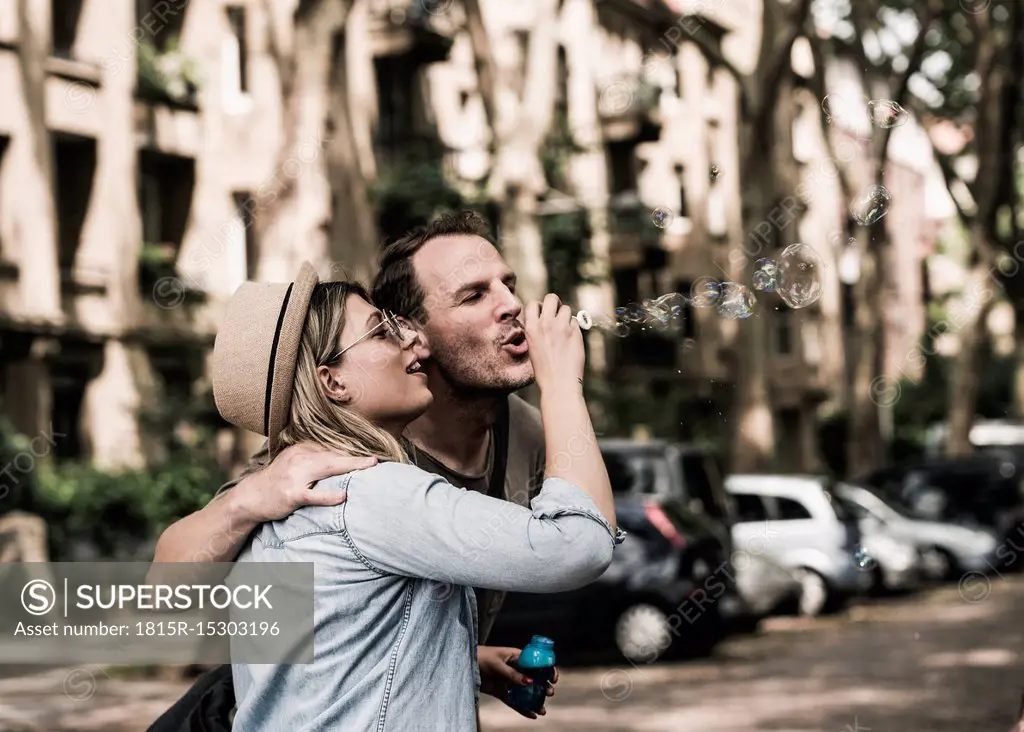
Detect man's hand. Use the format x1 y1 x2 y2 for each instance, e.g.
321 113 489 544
478 645 558 720
234 444 377 524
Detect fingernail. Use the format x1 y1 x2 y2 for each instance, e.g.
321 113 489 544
523 677 533 684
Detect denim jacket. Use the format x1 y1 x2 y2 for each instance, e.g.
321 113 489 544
231 461 625 731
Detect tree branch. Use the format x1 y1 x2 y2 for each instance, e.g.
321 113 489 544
679 17 750 115
873 0 940 167
462 0 498 135
764 0 813 95
932 149 974 230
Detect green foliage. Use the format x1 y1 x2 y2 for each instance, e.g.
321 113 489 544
371 145 470 243
1 389 225 559
541 211 593 300
0 417 34 511
541 108 586 192
137 37 202 108
31 455 224 560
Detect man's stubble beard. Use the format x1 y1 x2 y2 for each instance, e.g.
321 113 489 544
428 337 534 398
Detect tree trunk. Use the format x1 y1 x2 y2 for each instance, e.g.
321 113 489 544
464 0 556 303
1011 303 1024 419
15 0 61 317
846 225 886 473
730 125 777 474
256 0 359 279
944 257 996 457
326 12 380 284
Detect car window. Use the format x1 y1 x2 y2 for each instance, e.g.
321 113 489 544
732 493 769 523
775 496 812 520
602 451 668 495
678 453 730 520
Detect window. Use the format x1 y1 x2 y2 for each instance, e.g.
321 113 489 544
613 267 640 305
138 151 195 248
674 279 696 339
232 191 258 279
776 496 812 520
51 0 85 59
556 45 568 111
733 493 768 523
53 133 98 275
674 163 688 217
50 367 88 460
136 0 186 51
606 141 637 194
374 56 417 149
775 306 793 354
601 452 670 495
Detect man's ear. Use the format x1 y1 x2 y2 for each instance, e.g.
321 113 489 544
317 365 351 404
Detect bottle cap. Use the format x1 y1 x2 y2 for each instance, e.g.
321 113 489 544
530 635 554 649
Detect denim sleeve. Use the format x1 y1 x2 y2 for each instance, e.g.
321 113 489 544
335 463 625 594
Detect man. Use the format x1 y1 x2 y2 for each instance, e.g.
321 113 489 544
150 211 558 727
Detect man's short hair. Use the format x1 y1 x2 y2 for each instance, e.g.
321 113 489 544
372 210 498 325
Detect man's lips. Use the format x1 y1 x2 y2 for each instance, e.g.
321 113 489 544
501 331 529 356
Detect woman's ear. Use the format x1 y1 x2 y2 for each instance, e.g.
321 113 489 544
317 364 351 404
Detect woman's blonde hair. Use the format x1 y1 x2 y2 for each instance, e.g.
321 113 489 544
275 282 409 463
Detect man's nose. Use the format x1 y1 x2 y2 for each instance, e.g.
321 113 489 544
496 284 523 321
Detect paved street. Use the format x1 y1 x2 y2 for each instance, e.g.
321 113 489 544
0 577 1022 731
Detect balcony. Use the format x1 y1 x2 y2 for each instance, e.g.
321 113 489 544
607 197 666 267
599 74 662 144
369 0 454 64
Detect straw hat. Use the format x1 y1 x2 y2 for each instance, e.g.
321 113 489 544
212 261 320 454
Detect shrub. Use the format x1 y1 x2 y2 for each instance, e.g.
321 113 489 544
31 456 225 561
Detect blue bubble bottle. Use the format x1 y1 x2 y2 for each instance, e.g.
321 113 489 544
507 635 556 715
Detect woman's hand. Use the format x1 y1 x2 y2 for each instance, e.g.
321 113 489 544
234 444 377 523
524 293 584 396
478 645 558 719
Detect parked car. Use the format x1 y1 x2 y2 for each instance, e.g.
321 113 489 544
487 492 738 663
725 475 872 616
836 481 1002 580
856 455 1024 570
597 439 787 629
729 548 802 628
827 488 923 592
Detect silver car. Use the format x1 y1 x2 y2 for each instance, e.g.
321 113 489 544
725 475 872 616
836 482 1001 580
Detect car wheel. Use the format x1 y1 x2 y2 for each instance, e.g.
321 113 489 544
793 568 829 617
614 603 673 663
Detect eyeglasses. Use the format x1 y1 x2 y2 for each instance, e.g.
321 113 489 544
327 310 413 363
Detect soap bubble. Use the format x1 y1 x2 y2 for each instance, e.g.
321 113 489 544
709 165 720 182
854 546 876 571
852 185 891 226
690 277 722 307
752 258 777 292
651 208 673 229
776 243 824 309
716 283 755 319
654 293 687 317
867 99 908 129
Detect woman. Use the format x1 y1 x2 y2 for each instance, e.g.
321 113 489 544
211 263 622 730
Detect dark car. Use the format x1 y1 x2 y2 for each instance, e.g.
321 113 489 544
486 445 740 663
856 455 1024 570
597 438 736 542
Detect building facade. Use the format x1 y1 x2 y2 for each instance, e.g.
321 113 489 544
0 0 948 473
